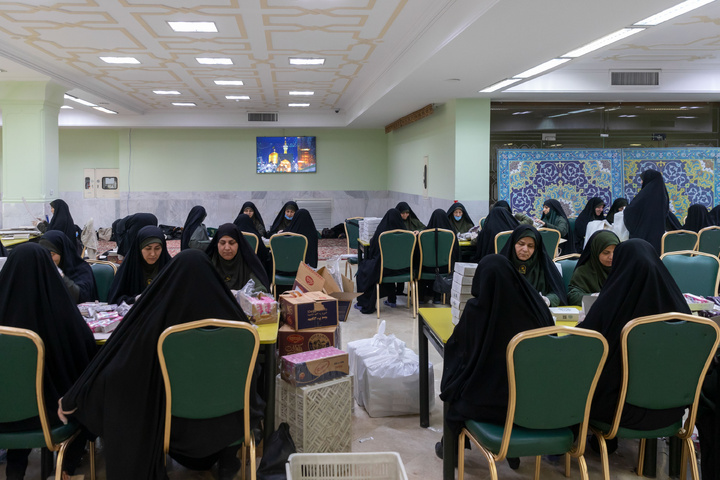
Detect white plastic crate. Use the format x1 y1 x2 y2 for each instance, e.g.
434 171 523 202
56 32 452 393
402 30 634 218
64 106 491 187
275 374 353 453
286 452 408 480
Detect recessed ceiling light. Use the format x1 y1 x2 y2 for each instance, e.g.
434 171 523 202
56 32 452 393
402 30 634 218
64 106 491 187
215 80 244 86
168 21 218 33
634 0 715 26
514 58 571 79
153 90 181 95
619 114 638 117
289 91 315 96
629 144 643 146
288 103 310 107
172 102 196 106
60 105 73 109
677 116 697 119
512 111 532 115
100 56 140 64
197 58 233 65
226 95 250 100
93 106 118 114
562 28 644 58
64 94 97 107
289 58 325 65
479 78 522 93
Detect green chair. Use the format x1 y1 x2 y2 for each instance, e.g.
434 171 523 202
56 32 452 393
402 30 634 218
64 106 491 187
269 232 308 298
0 326 96 480
555 253 580 298
207 227 218 238
538 227 561 259
480 217 486 229
660 251 720 296
661 230 699 255
416 228 455 309
589 313 720 480
377 229 417 318
158 319 259 480
697 226 720 256
494 230 513 254
568 217 576 236
459 326 608 480
242 232 259 254
343 217 362 277
87 260 117 302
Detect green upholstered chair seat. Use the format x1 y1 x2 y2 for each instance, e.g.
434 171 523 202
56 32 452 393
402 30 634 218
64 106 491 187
347 256 358 265
0 419 78 449
273 273 297 285
465 420 574 458
419 271 447 281
590 419 682 439
382 274 412 283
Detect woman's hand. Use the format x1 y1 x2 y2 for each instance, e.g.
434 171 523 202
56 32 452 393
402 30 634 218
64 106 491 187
57 397 76 425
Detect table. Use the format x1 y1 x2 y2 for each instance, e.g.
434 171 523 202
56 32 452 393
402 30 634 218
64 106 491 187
357 239 369 263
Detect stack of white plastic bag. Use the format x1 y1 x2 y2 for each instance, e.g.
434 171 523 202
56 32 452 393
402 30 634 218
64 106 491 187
347 321 434 417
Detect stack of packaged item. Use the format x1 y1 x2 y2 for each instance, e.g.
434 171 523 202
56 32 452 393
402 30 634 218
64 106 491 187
450 262 476 325
78 301 129 334
358 217 382 243
235 280 278 325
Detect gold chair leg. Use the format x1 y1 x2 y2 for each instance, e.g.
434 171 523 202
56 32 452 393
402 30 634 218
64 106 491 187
534 455 541 480
637 438 646 477
680 437 688 480
241 443 247 480
458 431 466 480
578 454 589 480
376 284 380 319
250 436 257 480
684 436 699 480
565 452 571 477
90 439 96 480
591 430 611 480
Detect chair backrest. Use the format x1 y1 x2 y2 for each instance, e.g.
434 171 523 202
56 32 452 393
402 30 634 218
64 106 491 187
269 233 308 275
661 251 720 296
661 230 699 255
479 217 486 229
0 326 55 449
498 326 608 457
697 226 720 256
344 217 362 253
378 230 416 281
538 227 561 259
555 254 580 296
158 319 260 455
417 228 455 273
568 217 576 235
242 232 259 254
494 230 513 254
88 261 117 302
606 313 720 438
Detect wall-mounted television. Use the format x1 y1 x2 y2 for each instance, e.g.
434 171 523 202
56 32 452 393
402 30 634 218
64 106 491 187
256 136 316 173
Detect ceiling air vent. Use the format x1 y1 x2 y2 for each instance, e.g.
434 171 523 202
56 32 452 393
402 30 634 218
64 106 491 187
248 112 278 122
611 71 660 86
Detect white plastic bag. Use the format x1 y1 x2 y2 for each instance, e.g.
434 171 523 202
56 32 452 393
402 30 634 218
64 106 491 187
325 255 345 292
612 212 630 242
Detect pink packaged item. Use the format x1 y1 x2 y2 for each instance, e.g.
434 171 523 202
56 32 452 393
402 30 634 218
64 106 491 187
281 346 348 387
237 291 278 325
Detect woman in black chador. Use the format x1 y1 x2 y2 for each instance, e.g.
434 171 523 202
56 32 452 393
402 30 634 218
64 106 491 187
48 198 82 253
284 208 319 268
574 197 606 251
180 205 209 251
114 212 158 257
473 202 519 262
233 213 272 279
239 201 267 238
267 201 299 237
624 170 680 254
683 203 711 232
40 230 98 303
206 223 269 292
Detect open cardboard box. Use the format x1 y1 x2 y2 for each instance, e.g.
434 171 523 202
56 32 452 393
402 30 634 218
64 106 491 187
293 263 360 322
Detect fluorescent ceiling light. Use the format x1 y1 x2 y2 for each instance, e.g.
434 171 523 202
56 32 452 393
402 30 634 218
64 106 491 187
93 106 117 114
100 56 140 64
215 80 244 86
289 58 325 65
547 109 596 119
168 21 218 32
677 116 697 119
64 94 97 107
289 91 315 96
226 95 250 100
197 58 233 65
514 58 571 79
172 102 196 106
630 144 643 146
153 90 181 95
512 111 532 115
60 105 73 109
479 78 522 93
619 114 638 117
634 0 715 26
562 28 645 58
288 103 310 107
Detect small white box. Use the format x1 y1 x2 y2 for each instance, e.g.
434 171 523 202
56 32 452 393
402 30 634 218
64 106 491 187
451 289 473 303
450 297 466 312
452 280 472 294
453 262 478 276
453 271 473 285
550 307 581 323
451 305 462 319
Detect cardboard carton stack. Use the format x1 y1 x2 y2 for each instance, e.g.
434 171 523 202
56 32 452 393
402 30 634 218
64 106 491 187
450 262 477 325
359 217 382 243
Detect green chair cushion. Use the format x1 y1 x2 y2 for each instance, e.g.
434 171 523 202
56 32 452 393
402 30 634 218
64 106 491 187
382 274 412 283
465 420 574 458
274 274 296 286
347 257 358 265
0 420 78 449
590 419 682 440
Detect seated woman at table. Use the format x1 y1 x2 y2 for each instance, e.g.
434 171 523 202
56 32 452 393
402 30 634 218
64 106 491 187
113 212 158 257
473 203 519 262
239 201 267 238
606 198 628 224
59 249 264 480
0 243 97 480
418 209 460 304
579 239 691 451
355 209 407 314
267 201 299 237
284 208 319 268
574 197 606 251
233 213 272 279
438 254 555 466
538 199 576 254
396 201 426 232
446 202 475 235
180 205 210 251
206 223 269 292
500 225 567 307
40 230 98 303
567 230 619 306
683 203 711 232
493 200 534 225
47 198 82 252
107 225 171 305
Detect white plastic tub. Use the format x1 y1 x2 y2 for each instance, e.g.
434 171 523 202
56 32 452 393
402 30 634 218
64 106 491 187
285 452 408 480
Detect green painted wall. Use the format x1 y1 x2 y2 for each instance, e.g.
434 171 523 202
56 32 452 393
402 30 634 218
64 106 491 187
58 128 387 193
455 99 490 202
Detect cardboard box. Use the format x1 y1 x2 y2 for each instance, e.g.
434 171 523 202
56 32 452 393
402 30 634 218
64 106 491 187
550 307 581 323
281 346 349 387
293 263 360 322
236 291 278 325
280 291 339 330
278 324 339 357
454 262 478 276
453 271 473 285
